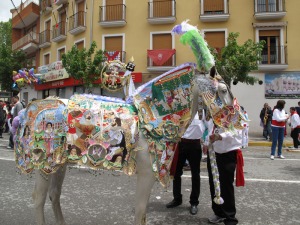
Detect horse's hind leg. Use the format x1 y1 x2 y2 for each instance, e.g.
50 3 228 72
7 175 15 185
134 149 156 225
32 171 51 225
48 165 67 225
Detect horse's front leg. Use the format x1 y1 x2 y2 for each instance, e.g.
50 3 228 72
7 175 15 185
134 149 156 225
48 164 67 225
32 171 51 225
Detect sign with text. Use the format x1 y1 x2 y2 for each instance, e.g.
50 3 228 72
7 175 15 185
265 73 300 99
37 61 69 83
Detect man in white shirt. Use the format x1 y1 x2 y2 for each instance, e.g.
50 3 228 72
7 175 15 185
166 112 205 215
203 124 243 225
289 107 300 149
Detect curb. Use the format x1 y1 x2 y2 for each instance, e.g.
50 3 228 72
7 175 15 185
248 141 293 147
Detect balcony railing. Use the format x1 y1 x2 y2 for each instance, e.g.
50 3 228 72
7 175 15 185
254 0 286 19
12 31 39 51
104 51 126 63
260 45 287 64
148 0 176 24
69 11 86 35
52 21 67 42
39 29 51 48
99 4 126 27
200 0 229 22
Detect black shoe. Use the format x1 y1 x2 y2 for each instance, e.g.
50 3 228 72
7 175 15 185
190 205 198 215
166 199 182 208
0 136 3 138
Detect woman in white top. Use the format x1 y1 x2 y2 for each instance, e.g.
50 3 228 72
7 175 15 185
270 100 289 160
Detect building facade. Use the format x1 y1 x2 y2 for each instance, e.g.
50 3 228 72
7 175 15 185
11 0 300 133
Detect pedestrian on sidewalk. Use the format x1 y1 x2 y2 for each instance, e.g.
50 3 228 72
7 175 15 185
0 100 7 138
166 112 204 215
260 103 272 141
295 101 300 115
289 107 300 149
270 100 289 160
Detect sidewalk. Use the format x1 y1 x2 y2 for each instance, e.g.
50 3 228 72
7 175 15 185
248 132 293 148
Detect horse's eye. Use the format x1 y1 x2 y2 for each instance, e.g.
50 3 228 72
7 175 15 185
222 89 227 94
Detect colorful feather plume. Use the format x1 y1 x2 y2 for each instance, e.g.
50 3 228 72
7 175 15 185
172 21 215 72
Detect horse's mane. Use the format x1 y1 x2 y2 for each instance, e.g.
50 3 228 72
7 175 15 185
194 72 217 94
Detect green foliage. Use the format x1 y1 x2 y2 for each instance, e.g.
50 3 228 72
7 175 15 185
212 32 265 87
0 20 27 91
62 41 105 88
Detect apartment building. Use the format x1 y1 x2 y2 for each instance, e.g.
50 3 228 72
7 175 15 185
11 0 300 132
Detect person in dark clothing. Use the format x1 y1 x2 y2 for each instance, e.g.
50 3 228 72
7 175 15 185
260 103 273 140
166 113 204 215
0 100 7 138
295 101 300 116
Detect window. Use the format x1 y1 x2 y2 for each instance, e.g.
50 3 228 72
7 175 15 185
106 0 123 21
203 0 225 14
57 47 65 61
75 40 84 50
257 0 278 13
204 31 226 56
104 35 125 61
147 32 175 68
259 30 281 64
74 85 85 94
152 0 173 17
44 53 50 65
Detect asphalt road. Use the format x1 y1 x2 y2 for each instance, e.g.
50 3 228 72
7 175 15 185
0 132 300 225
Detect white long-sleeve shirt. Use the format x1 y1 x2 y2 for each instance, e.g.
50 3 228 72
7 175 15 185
181 112 205 140
205 121 242 154
290 113 300 129
271 109 288 127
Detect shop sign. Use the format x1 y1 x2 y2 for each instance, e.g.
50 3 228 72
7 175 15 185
37 61 69 82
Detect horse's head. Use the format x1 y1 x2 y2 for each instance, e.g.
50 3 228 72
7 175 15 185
196 66 246 131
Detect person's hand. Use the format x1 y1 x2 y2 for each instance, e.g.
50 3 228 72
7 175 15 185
209 134 222 143
202 145 208 154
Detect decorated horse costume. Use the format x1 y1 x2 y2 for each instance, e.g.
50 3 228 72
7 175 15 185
14 21 248 225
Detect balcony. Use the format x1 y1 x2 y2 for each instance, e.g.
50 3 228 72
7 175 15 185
40 0 53 15
254 0 286 20
69 11 87 35
148 0 176 24
104 51 126 63
52 22 67 43
147 49 176 72
258 45 288 71
11 0 39 29
200 0 229 22
53 0 68 6
39 29 51 48
12 31 39 54
99 4 126 27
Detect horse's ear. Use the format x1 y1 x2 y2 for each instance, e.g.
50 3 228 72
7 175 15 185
210 66 216 78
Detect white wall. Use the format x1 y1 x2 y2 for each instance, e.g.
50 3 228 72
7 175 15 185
231 73 297 136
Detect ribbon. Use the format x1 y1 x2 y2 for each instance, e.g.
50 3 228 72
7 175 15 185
236 149 245 187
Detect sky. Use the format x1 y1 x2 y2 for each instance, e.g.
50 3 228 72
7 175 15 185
0 0 22 22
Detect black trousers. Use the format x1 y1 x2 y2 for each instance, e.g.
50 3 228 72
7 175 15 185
173 140 202 206
0 121 4 137
207 150 238 225
291 128 300 148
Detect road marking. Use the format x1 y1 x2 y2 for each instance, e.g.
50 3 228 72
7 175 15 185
182 175 300 184
1 157 300 184
244 157 300 161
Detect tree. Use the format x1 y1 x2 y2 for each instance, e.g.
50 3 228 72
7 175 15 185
213 32 265 87
62 41 105 89
0 20 27 92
